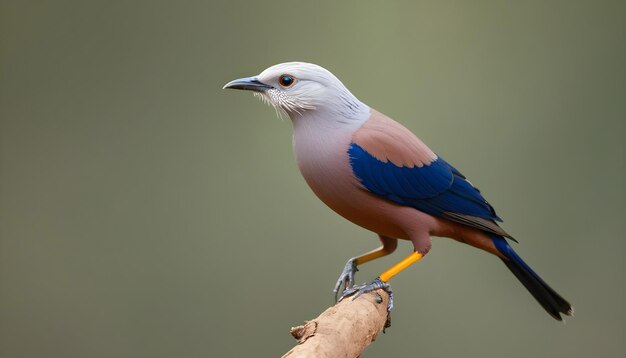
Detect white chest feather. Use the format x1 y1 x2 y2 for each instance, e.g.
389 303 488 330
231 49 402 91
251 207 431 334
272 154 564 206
291 113 365 206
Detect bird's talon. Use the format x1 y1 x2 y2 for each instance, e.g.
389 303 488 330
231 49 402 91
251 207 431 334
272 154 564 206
336 286 358 303
333 258 359 301
337 277 394 312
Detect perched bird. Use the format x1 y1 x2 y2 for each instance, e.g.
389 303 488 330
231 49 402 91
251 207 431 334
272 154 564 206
224 62 573 320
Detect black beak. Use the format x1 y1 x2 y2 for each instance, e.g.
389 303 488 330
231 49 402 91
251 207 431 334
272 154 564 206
223 76 273 92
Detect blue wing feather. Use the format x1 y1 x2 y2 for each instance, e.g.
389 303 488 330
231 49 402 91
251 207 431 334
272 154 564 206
348 143 502 223
349 144 453 199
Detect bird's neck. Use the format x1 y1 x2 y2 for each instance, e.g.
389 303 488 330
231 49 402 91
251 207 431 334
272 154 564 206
291 106 370 171
289 92 371 179
290 103 370 147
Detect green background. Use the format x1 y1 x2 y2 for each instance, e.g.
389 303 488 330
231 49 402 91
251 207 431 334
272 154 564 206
1 1 624 357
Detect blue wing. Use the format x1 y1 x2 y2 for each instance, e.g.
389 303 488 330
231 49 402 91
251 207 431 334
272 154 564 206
349 143 514 239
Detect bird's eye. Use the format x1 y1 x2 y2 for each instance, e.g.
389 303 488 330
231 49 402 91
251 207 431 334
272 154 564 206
279 74 295 87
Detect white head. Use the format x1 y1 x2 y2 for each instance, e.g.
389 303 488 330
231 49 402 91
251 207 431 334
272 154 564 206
224 62 369 122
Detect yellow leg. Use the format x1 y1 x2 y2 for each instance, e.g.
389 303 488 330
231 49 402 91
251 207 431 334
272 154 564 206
379 251 423 282
354 235 397 265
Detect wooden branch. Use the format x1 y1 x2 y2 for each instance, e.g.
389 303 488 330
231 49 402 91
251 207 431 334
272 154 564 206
282 289 391 358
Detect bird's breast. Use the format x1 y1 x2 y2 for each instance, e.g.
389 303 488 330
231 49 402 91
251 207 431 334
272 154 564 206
291 118 416 239
292 122 357 207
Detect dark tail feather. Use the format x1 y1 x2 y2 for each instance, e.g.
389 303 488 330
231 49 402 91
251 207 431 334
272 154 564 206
492 236 573 321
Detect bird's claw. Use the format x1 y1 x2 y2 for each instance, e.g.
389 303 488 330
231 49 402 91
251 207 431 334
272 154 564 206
337 277 394 312
333 258 358 301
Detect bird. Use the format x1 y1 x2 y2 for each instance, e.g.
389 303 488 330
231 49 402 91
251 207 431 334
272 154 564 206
223 62 573 320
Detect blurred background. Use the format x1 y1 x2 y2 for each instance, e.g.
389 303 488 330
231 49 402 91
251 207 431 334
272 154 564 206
1 1 624 357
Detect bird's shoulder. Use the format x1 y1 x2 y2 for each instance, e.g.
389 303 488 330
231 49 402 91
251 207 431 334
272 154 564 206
351 109 436 168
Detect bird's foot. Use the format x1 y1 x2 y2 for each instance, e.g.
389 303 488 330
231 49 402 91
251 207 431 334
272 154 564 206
338 277 394 312
333 257 358 301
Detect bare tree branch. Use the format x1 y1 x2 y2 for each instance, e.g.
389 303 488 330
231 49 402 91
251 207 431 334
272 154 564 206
282 290 391 358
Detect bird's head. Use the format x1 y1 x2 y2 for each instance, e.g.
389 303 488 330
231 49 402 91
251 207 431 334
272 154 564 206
223 62 368 121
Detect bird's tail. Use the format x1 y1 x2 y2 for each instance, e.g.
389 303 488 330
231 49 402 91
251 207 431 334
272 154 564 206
492 236 573 321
